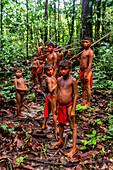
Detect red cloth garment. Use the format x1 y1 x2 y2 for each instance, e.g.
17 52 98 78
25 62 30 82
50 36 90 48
38 66 43 70
57 63 59 69
79 70 93 88
38 52 41 57
32 70 36 75
67 55 70 59
44 95 55 117
57 102 73 124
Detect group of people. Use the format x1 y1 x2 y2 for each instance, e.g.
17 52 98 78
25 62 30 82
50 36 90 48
14 37 94 157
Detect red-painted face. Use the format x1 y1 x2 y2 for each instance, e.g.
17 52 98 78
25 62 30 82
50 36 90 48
61 66 70 78
46 67 53 76
83 40 91 49
15 70 22 78
48 46 53 52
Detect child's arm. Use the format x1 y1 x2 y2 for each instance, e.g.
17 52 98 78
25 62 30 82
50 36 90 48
53 53 57 69
73 55 80 62
71 78 78 117
85 50 93 77
46 77 57 93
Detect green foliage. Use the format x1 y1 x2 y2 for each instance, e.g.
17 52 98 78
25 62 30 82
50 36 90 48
75 104 86 112
80 130 107 150
16 155 28 165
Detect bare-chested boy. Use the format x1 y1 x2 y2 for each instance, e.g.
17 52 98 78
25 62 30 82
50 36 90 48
67 49 71 59
47 43 57 77
56 47 64 69
31 54 39 88
36 42 43 57
73 37 93 108
52 60 78 157
14 68 29 118
35 57 44 92
42 64 58 133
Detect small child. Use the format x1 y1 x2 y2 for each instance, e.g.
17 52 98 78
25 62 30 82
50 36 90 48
31 54 39 88
14 68 29 118
73 37 93 108
52 60 78 157
35 57 44 92
42 64 58 133
67 50 71 59
36 42 43 57
56 47 64 69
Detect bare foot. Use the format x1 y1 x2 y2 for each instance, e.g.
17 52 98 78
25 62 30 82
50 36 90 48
52 141 64 147
84 103 90 108
42 124 48 129
66 148 78 157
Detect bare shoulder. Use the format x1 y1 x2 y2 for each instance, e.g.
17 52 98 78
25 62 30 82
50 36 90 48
53 52 57 57
57 77 62 82
89 48 94 54
70 75 77 83
46 76 52 83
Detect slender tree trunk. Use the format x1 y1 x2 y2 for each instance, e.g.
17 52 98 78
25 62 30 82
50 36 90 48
97 0 101 40
26 0 29 59
54 0 57 42
68 0 75 44
58 0 60 42
45 0 48 42
81 0 92 39
1 0 3 48
63 0 70 36
102 1 106 34
49 2 52 40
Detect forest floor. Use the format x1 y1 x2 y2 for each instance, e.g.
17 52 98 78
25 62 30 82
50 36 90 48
0 61 113 170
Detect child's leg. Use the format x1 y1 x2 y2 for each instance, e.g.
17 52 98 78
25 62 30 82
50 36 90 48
50 98 59 132
81 80 86 105
84 71 92 108
66 105 77 157
39 77 43 92
52 123 64 147
42 99 50 129
16 92 24 118
34 76 39 88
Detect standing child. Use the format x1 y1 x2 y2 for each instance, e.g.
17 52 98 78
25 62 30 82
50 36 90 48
73 37 93 108
31 54 39 88
14 68 29 118
36 42 43 57
67 50 71 59
35 57 44 92
42 64 59 133
56 47 64 69
52 60 78 157
47 43 57 77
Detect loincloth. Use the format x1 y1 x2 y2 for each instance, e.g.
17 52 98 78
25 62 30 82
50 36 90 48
57 102 73 124
44 95 55 117
79 70 93 88
57 63 59 69
38 52 41 57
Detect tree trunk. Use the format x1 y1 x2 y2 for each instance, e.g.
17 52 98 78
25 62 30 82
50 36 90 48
49 2 52 40
54 0 57 42
58 0 60 42
45 0 48 42
68 0 75 44
81 0 92 39
26 0 29 59
1 0 3 48
96 0 101 40
102 1 106 34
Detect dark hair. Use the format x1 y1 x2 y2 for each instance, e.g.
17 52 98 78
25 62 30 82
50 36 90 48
48 43 54 48
44 64 53 73
33 54 38 57
38 57 43 61
58 46 62 49
14 67 22 73
59 60 72 69
84 37 92 42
